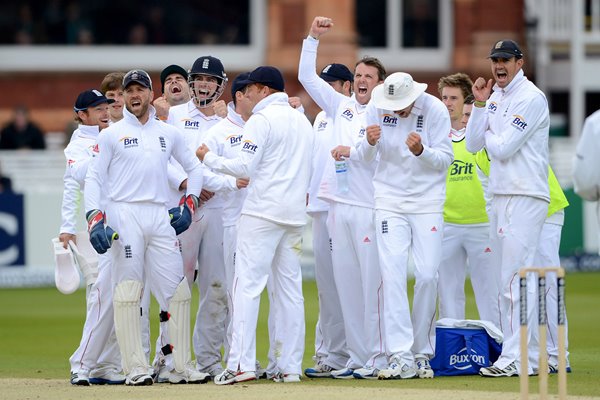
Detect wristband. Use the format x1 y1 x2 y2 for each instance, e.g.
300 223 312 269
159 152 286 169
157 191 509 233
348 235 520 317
474 100 487 108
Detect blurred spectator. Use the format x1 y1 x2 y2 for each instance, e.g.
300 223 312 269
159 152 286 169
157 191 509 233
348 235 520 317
0 162 13 193
65 2 93 45
128 23 147 44
0 106 46 150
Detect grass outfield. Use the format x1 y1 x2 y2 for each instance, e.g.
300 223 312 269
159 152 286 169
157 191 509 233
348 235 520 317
0 272 599 397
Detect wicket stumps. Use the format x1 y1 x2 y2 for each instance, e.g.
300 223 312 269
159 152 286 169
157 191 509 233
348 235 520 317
519 267 567 400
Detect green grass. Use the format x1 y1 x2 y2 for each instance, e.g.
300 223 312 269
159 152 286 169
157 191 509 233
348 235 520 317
1 273 599 396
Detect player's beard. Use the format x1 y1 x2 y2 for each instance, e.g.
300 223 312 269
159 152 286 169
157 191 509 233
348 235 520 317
126 100 150 118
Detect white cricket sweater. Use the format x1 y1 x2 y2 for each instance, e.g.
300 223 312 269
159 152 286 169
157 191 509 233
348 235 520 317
357 92 453 213
203 92 315 227
85 106 203 211
298 36 376 209
465 69 550 202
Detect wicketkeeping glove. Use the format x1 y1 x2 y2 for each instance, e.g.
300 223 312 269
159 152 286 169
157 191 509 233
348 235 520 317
86 209 119 254
169 194 199 235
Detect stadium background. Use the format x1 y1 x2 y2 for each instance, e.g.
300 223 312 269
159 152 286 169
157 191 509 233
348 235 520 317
0 0 599 285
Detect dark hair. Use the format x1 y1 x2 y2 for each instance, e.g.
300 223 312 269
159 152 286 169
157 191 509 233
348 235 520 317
355 56 386 81
464 94 475 105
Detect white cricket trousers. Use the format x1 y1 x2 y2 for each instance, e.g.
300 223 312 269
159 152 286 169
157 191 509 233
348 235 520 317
106 201 185 371
226 215 305 375
69 253 121 374
328 202 385 370
489 195 548 373
439 223 500 328
310 211 348 369
375 210 442 363
529 219 570 368
189 207 228 372
223 223 277 373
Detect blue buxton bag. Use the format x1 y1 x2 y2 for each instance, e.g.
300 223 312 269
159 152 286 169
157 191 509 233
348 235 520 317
430 326 502 376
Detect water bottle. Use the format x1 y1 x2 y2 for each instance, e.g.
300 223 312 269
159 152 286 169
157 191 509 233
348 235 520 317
335 159 349 194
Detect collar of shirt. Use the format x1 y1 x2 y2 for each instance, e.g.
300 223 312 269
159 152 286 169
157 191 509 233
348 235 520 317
123 105 157 126
77 124 100 138
252 92 289 114
187 99 220 121
493 68 525 95
450 127 465 142
226 102 245 128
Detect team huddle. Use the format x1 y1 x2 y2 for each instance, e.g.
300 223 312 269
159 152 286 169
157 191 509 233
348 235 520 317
58 16 570 386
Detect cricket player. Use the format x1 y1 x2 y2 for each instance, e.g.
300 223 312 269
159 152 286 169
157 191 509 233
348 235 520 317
163 56 236 379
358 72 453 379
299 16 387 380
573 109 600 253
198 66 315 385
61 89 124 386
154 64 191 121
466 40 550 377
84 69 206 385
304 63 353 378
437 74 500 328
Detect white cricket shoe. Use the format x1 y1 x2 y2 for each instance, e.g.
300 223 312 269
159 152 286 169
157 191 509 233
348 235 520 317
169 365 211 384
126 373 153 386
304 362 334 378
378 358 417 380
353 367 380 380
214 369 256 385
330 367 354 379
70 371 90 386
415 356 434 379
479 362 518 377
272 373 301 383
89 369 125 385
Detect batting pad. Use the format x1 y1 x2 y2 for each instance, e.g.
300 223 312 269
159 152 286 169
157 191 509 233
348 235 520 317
168 278 192 373
114 280 146 375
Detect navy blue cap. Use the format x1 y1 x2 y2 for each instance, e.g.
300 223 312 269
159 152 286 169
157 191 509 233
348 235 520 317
239 66 284 92
160 65 188 93
123 69 153 90
74 89 115 112
320 63 353 83
488 39 523 59
231 72 251 98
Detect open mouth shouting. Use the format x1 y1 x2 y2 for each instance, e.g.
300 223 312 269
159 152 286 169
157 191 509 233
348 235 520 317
357 84 368 96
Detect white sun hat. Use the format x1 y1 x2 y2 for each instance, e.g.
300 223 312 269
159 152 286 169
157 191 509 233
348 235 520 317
371 72 428 111
52 237 80 294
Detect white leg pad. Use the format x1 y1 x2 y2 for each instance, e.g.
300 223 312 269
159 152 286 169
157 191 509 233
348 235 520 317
168 278 192 373
113 280 146 375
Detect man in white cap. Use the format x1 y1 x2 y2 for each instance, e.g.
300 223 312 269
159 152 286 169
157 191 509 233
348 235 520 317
357 72 453 379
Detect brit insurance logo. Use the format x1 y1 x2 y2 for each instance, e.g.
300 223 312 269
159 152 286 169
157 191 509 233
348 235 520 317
241 139 258 154
317 120 328 131
449 347 486 371
226 134 243 147
511 114 528 132
487 102 498 114
341 108 354 121
182 118 200 129
119 136 139 148
381 113 398 127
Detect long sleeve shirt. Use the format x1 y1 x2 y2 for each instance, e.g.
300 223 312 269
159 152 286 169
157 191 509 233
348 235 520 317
356 93 453 214
298 36 376 208
59 124 100 234
203 92 315 227
85 106 203 212
465 69 550 202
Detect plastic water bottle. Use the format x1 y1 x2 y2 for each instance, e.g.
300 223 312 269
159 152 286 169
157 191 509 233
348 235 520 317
335 159 349 194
